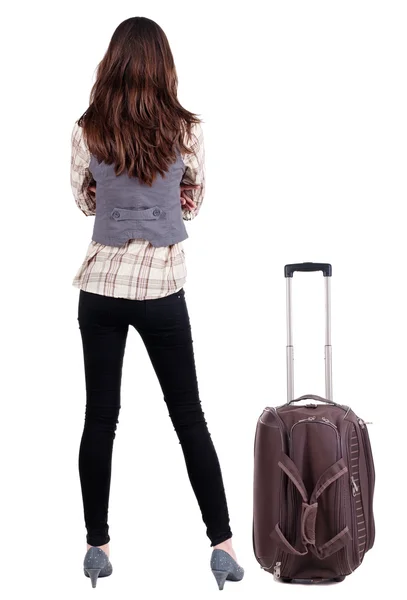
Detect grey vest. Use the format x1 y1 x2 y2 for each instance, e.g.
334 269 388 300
89 150 188 248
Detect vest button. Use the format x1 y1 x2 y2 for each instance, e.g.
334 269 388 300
112 210 120 219
153 208 161 217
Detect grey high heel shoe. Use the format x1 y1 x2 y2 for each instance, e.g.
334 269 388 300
83 546 113 588
210 549 244 590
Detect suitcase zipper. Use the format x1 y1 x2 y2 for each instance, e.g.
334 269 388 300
351 492 359 568
340 462 353 577
335 423 351 576
358 419 375 550
321 416 337 428
297 416 316 423
348 426 360 570
351 476 359 496
273 561 281 581
290 419 340 456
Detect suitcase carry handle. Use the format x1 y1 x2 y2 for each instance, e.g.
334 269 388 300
285 262 332 278
287 394 337 407
285 263 333 403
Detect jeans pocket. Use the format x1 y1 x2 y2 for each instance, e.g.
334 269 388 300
145 287 188 328
160 288 184 302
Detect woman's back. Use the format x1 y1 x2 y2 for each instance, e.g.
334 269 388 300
71 118 205 300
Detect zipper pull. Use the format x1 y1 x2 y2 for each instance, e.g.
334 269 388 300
273 561 281 580
351 476 359 496
322 417 337 428
297 416 316 423
358 419 373 429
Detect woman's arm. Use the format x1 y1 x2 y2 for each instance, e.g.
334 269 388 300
181 121 206 221
70 121 96 216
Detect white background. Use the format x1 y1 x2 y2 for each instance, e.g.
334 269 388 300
2 0 406 598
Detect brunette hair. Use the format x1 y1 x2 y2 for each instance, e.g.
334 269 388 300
78 17 201 186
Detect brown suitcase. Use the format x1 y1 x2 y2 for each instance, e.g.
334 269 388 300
253 263 375 583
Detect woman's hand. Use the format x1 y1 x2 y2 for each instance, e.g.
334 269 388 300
180 184 200 211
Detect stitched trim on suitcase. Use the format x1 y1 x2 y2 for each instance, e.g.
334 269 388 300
350 426 367 561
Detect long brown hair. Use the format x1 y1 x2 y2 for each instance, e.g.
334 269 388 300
78 17 201 186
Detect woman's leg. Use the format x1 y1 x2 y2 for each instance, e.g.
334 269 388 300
77 290 129 548
134 288 232 546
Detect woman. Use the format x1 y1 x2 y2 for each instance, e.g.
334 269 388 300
70 16 244 591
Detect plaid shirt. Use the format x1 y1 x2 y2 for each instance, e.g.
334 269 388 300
70 120 205 300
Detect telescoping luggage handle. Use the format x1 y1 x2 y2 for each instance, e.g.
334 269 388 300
284 263 333 403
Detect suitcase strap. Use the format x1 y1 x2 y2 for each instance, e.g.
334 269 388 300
271 453 351 559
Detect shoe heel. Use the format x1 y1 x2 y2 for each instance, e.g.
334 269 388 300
212 570 228 590
85 568 101 588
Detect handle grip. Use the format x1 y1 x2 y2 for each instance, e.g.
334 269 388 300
284 263 332 278
287 394 336 406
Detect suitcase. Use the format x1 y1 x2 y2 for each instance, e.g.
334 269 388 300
253 262 375 583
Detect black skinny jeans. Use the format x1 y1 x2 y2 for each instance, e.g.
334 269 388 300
77 287 232 547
